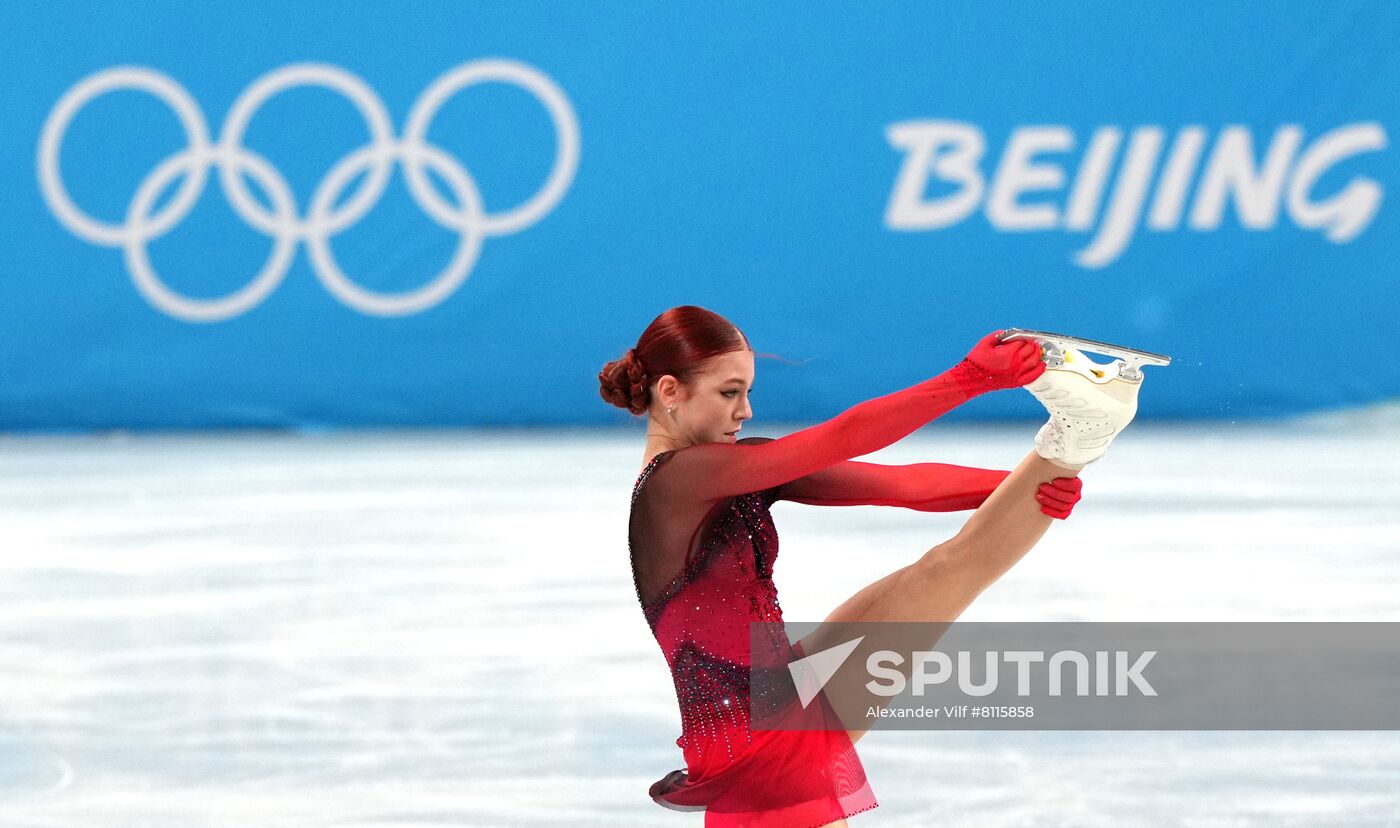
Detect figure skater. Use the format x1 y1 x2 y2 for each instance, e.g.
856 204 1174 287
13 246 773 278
598 306 1147 827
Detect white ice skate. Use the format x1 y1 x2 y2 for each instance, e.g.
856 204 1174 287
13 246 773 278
998 329 1171 469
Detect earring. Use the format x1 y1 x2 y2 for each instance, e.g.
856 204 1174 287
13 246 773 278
667 405 675 414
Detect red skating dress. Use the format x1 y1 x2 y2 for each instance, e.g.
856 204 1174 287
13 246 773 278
628 360 1009 827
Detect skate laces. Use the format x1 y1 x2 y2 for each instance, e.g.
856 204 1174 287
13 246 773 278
1036 419 1068 458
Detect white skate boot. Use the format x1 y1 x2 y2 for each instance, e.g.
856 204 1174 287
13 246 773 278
999 329 1171 470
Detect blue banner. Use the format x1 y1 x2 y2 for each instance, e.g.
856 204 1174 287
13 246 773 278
1 2 1396 429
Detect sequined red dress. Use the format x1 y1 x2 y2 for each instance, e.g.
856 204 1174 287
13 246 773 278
628 361 1009 826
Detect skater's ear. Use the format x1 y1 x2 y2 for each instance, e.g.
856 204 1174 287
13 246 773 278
653 373 687 405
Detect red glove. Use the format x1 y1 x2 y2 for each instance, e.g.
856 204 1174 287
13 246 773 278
1036 476 1082 519
949 331 1047 395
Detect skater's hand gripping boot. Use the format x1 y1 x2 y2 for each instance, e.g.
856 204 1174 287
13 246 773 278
946 331 1048 397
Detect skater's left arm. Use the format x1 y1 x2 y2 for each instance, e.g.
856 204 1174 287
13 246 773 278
739 436 1005 511
775 460 1007 511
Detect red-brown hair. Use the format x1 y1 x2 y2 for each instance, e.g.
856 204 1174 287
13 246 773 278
598 305 753 416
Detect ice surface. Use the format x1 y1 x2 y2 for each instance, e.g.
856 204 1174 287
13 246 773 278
1 421 1397 826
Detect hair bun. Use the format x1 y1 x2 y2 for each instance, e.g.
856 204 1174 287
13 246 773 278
598 347 651 415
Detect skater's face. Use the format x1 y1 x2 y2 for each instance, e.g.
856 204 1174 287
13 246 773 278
658 349 753 446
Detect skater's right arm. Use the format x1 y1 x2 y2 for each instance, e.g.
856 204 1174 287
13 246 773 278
667 332 1045 502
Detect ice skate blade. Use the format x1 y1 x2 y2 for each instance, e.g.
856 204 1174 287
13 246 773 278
649 769 705 811
999 328 1171 383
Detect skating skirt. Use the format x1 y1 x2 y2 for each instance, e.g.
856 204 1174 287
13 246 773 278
647 639 878 827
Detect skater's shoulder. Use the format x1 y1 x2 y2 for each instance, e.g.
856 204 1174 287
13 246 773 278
648 436 774 474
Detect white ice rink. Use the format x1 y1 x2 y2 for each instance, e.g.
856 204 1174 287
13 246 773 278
2 415 1399 827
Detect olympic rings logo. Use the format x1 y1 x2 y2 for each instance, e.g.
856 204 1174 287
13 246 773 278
37 60 580 322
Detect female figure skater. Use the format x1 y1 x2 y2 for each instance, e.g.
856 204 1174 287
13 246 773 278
598 306 1141 827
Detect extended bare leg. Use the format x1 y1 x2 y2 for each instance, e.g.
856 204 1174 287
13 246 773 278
795 335 1155 744
792 450 1076 743
814 450 1069 625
